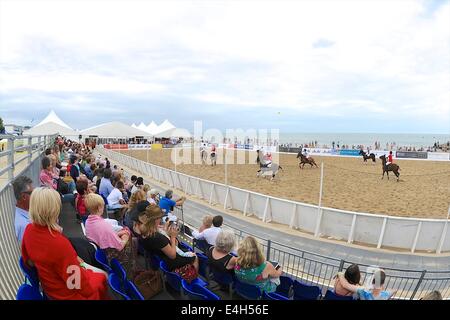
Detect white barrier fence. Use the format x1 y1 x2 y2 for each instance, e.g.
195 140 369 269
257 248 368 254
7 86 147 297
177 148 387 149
98 146 450 254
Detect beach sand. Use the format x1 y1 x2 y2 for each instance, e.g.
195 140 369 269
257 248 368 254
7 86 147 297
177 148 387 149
117 148 450 219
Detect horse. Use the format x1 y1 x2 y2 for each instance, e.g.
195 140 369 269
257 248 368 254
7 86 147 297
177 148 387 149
210 150 217 166
256 150 282 180
359 150 376 163
379 155 400 181
296 152 319 169
200 149 208 165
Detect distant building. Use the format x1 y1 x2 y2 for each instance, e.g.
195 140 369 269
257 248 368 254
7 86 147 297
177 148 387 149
4 124 24 135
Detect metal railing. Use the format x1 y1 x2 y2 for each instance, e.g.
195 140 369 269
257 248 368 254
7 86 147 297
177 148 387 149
0 134 57 300
97 145 450 300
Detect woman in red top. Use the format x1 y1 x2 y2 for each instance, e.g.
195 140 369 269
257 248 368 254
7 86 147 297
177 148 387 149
21 187 109 300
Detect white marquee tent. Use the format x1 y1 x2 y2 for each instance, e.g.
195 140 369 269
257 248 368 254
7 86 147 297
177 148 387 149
23 110 79 138
80 121 151 137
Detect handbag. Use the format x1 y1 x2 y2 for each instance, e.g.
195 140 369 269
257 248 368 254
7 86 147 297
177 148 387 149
133 269 162 299
174 264 198 284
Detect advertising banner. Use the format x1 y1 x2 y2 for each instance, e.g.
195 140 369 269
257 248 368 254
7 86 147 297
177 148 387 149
236 144 244 149
339 149 361 156
426 152 449 161
228 144 236 149
244 144 253 150
396 151 427 159
152 143 163 150
105 144 128 150
127 144 151 149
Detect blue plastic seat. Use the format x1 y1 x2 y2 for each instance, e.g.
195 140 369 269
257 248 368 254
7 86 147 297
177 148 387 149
292 280 322 300
234 278 262 300
16 284 44 300
108 273 130 300
196 252 210 282
323 289 354 300
19 257 39 288
159 260 206 293
275 275 293 298
110 258 127 283
211 268 234 298
181 279 220 300
125 280 145 300
95 249 112 273
179 241 194 252
263 291 290 300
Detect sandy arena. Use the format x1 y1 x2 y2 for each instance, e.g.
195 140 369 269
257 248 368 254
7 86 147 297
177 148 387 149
117 148 450 219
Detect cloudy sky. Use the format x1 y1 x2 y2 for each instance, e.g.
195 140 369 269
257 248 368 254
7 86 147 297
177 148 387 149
0 0 449 133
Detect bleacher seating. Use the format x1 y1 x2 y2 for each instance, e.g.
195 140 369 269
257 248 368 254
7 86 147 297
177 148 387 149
323 289 354 301
16 284 44 300
292 280 322 300
181 279 220 300
234 278 262 300
95 249 112 273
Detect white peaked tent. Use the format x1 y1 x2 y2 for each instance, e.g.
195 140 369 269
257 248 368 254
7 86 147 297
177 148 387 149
147 121 158 135
131 123 137 128
137 122 151 134
23 110 79 138
80 122 151 137
154 119 176 137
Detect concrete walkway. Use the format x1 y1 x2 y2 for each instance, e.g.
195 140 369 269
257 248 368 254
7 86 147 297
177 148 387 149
98 150 450 273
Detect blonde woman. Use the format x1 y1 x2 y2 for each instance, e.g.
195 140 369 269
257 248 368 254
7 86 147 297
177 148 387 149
21 187 109 300
234 236 282 293
124 190 147 228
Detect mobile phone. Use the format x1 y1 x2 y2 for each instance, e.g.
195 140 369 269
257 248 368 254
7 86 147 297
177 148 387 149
275 264 281 270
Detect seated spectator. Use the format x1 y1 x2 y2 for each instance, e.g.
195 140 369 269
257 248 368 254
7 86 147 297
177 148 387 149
12 176 34 243
159 189 186 217
131 177 144 194
99 168 114 198
333 264 361 297
75 179 90 223
199 215 213 233
133 205 199 277
337 268 392 300
123 190 147 228
420 290 442 300
147 189 159 205
69 156 80 182
234 236 282 293
106 180 127 211
21 187 109 300
206 229 237 274
143 184 151 194
39 156 57 190
85 193 132 274
84 158 93 179
125 175 137 197
192 215 223 248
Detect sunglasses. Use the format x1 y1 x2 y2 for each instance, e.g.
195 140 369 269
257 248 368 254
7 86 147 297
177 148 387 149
21 190 33 195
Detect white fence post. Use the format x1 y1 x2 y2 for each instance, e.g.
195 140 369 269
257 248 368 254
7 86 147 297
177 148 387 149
209 184 215 205
243 192 250 216
348 214 357 244
411 222 422 253
437 206 450 254
314 162 324 237
377 217 388 249
27 136 32 164
224 187 230 210
262 198 270 222
289 203 297 229
7 137 14 180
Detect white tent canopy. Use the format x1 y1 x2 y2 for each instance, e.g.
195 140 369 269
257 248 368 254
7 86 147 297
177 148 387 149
147 121 158 135
23 122 79 137
137 122 152 134
35 110 72 129
154 119 176 136
80 122 151 137
23 110 78 137
131 123 137 128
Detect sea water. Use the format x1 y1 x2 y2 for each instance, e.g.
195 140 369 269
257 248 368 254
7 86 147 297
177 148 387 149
277 132 450 149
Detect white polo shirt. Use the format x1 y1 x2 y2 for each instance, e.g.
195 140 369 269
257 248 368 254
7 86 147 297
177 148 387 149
192 226 222 246
107 188 123 206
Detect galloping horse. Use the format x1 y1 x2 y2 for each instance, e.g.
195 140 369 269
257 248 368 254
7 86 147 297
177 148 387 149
210 150 217 166
379 155 400 181
359 150 376 163
296 152 319 169
256 150 282 180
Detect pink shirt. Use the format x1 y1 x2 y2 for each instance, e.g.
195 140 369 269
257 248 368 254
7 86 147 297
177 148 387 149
85 215 124 251
39 169 57 190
